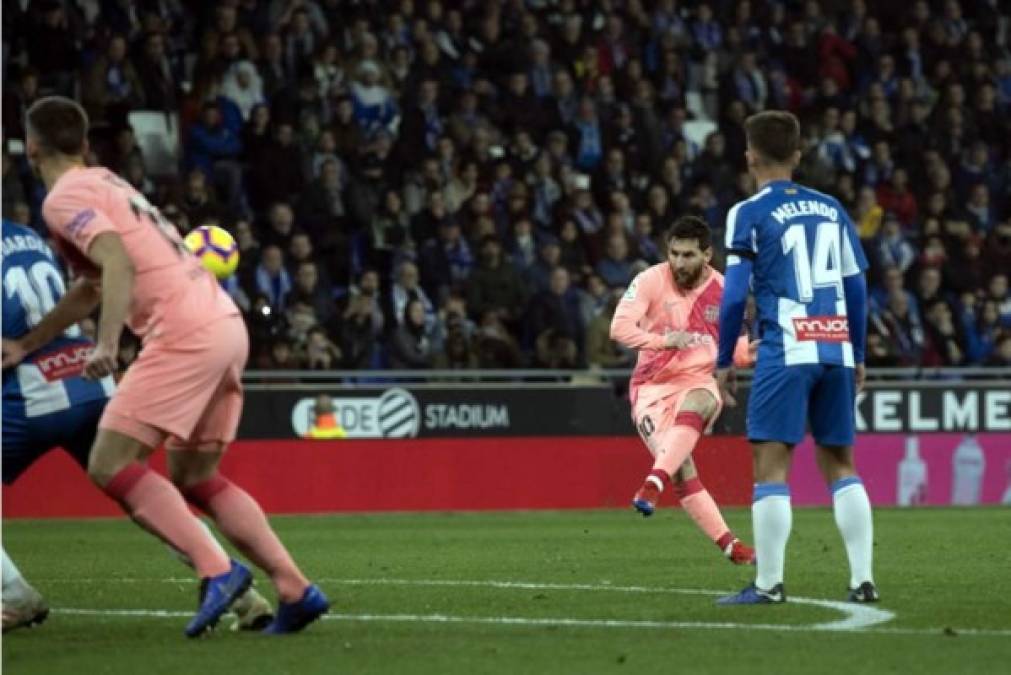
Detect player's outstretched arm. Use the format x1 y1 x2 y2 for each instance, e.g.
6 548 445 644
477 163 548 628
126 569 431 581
82 232 134 379
1 278 101 368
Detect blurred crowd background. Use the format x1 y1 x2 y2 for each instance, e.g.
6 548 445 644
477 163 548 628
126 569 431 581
3 0 1010 371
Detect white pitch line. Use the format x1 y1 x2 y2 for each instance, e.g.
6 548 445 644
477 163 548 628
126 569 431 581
314 577 895 632
51 608 1011 637
37 576 1011 637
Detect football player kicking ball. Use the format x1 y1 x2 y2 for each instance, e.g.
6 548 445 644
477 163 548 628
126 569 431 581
8 97 327 636
610 216 757 565
715 111 877 605
1 219 271 633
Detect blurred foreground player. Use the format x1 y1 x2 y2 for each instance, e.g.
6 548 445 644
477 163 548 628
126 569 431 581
6 97 328 635
610 216 757 565
716 111 877 605
1 219 272 632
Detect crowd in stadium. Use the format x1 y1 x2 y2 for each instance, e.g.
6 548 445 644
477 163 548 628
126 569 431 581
3 0 1010 370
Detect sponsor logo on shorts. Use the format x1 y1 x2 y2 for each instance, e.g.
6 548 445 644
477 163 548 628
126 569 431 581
291 388 422 439
793 316 849 342
32 343 92 381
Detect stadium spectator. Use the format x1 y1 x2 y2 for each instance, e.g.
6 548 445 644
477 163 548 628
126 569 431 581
389 299 438 369
81 34 143 126
466 237 528 327
5 0 1008 371
586 291 634 369
255 244 293 311
389 261 435 329
596 235 634 289
527 266 585 356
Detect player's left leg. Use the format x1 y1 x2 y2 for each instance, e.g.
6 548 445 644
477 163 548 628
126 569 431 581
671 457 755 565
810 366 877 603
1 547 48 633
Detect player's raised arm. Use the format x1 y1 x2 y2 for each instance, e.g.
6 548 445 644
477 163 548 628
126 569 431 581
610 271 667 351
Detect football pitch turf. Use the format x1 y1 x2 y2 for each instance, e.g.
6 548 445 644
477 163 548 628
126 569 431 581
3 508 1009 675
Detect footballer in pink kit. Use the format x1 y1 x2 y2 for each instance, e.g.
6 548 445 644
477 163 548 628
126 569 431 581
10 96 328 636
610 216 756 564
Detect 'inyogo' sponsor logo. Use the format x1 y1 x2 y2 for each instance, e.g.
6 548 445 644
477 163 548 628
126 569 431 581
793 316 849 342
33 344 93 381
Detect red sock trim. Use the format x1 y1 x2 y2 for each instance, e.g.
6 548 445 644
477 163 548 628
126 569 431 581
715 531 735 551
673 477 704 499
674 410 705 433
104 463 149 501
182 475 231 508
648 468 670 485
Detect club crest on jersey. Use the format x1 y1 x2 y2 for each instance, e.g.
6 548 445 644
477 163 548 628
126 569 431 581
793 316 849 342
704 305 719 323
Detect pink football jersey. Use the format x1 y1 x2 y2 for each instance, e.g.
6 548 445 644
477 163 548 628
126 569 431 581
611 263 750 411
44 167 238 343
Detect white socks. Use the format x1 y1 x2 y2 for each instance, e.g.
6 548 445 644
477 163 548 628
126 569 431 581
832 477 875 588
752 483 792 590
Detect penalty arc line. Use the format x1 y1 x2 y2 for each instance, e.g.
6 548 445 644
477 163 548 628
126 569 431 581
37 576 1011 636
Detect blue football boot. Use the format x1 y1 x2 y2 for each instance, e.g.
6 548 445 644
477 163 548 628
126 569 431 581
716 582 785 605
262 584 330 635
185 560 253 638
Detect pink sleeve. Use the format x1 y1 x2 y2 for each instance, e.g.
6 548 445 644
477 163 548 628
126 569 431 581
732 335 753 367
609 271 666 351
44 180 119 259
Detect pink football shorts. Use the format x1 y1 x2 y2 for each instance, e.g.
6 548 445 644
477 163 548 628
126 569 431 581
100 315 248 451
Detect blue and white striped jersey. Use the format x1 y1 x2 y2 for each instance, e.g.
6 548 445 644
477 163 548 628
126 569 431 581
2 220 113 418
720 180 868 368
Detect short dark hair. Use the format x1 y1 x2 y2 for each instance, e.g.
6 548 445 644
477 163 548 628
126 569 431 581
665 215 711 251
25 96 89 156
744 110 801 164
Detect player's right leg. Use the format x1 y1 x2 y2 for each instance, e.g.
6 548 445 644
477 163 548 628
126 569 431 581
718 364 815 605
86 427 251 637
810 365 877 603
168 446 328 634
632 389 716 516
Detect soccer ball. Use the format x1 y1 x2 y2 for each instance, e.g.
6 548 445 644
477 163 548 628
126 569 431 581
184 225 239 280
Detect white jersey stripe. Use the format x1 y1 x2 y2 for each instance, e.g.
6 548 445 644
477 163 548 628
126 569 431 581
779 297 819 366
17 363 72 418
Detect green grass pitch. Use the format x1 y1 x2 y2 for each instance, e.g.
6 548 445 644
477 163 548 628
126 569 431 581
3 508 1010 675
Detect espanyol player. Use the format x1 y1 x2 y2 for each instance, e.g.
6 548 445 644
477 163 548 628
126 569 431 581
1 219 273 633
714 111 878 605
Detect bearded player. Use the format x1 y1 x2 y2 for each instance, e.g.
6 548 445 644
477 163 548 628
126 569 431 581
610 216 756 565
4 97 327 636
